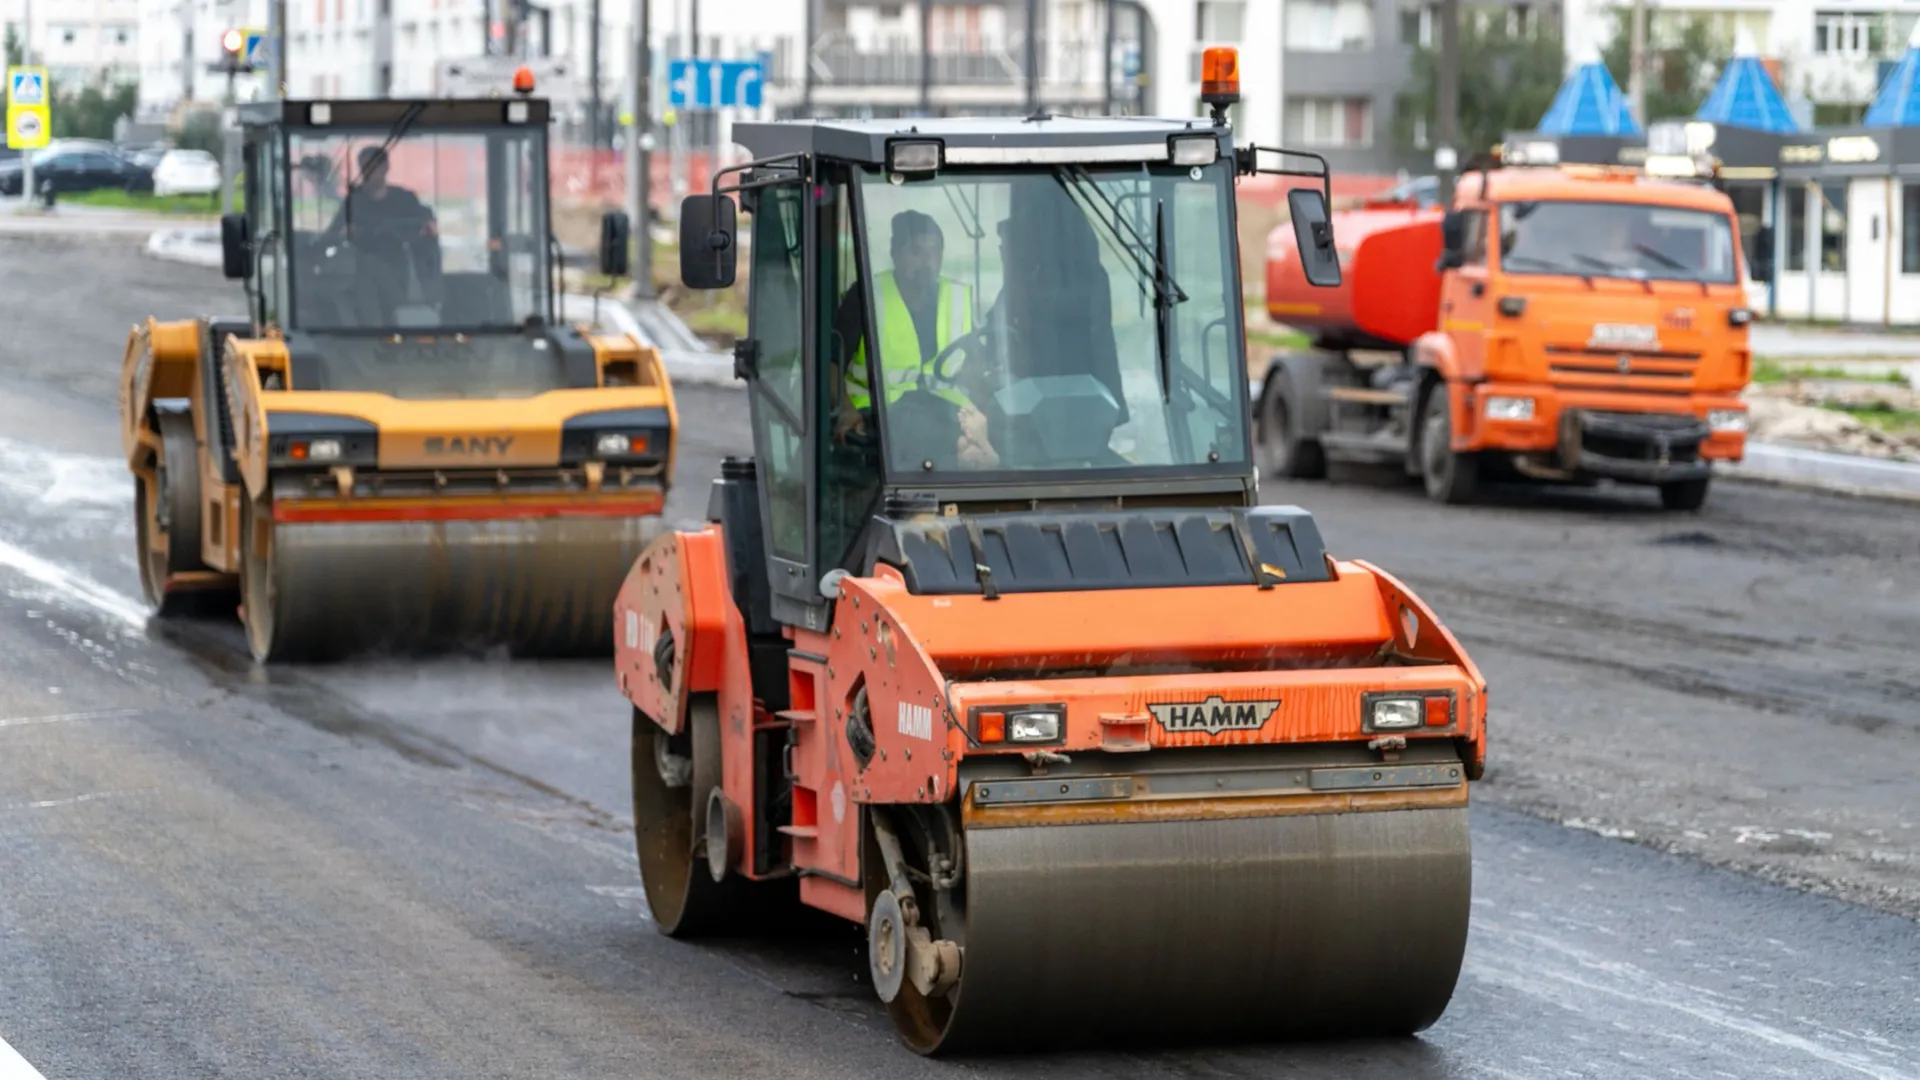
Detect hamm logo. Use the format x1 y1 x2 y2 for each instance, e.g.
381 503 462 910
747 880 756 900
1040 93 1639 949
423 435 514 456
1148 695 1280 735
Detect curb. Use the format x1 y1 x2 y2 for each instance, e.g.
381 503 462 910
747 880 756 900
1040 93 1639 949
1718 442 1920 505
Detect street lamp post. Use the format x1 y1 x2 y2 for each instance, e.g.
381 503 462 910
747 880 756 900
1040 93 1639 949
627 0 654 299
1436 0 1459 206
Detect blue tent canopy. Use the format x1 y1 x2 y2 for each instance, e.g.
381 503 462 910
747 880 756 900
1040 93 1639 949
1537 61 1640 137
1695 55 1800 132
1865 44 1920 126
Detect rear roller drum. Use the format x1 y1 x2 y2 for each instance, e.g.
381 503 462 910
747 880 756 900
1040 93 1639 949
631 694 785 936
866 804 1472 1056
136 411 220 618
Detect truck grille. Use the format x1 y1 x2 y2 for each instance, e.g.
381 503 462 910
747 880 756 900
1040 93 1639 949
1545 345 1702 389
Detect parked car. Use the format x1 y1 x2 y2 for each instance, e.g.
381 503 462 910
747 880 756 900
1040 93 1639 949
0 143 153 197
152 149 222 197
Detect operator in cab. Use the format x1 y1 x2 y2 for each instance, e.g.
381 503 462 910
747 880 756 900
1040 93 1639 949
319 145 444 322
832 209 998 468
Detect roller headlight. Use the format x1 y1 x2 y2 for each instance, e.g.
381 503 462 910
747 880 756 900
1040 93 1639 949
596 432 651 458
1170 135 1219 166
1008 710 1062 743
1368 698 1424 731
973 704 1066 745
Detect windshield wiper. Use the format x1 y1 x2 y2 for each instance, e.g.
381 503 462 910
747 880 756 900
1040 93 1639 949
1505 253 1595 288
1052 166 1188 401
340 102 428 235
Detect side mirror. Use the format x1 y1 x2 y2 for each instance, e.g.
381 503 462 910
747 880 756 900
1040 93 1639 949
1286 187 1341 288
678 194 737 290
220 212 252 280
1439 209 1466 252
598 209 632 278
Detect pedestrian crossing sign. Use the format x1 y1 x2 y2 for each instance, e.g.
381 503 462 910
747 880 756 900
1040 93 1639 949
8 66 47 108
6 66 50 150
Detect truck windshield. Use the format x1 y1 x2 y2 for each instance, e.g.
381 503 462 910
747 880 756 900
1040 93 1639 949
1498 199 1739 285
285 127 551 332
849 161 1246 477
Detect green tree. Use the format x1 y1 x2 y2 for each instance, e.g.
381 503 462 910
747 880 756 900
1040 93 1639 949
176 109 225 156
1599 7 1730 122
1396 15 1568 157
3 26 20 67
50 77 138 141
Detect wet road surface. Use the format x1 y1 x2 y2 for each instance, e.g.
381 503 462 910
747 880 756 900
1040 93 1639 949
0 234 1913 1078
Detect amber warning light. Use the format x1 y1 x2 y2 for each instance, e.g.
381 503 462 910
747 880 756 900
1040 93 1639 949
1201 47 1241 105
513 65 536 94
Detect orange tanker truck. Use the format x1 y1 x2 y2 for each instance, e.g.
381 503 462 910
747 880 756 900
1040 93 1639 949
1255 156 1753 510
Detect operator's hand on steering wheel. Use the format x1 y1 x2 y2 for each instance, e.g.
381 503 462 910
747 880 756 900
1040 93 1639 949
956 401 998 468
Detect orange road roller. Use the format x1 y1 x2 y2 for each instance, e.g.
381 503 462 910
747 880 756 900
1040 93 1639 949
121 90 675 662
616 49 1489 1055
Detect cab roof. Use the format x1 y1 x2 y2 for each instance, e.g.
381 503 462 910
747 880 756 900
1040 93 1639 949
731 114 1232 167
1460 165 1733 212
236 97 551 130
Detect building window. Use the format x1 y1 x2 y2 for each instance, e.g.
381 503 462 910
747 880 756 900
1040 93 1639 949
1287 0 1374 51
1196 0 1246 43
1903 183 1920 274
1815 10 1890 56
1785 185 1808 273
1817 182 1846 273
1284 97 1374 148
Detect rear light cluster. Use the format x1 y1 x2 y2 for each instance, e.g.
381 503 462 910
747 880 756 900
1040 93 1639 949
268 431 374 467
1363 691 1454 732
595 432 651 458
972 705 1064 745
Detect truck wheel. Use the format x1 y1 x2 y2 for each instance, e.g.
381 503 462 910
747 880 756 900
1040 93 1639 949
1419 385 1479 505
1257 375 1326 480
1659 477 1711 511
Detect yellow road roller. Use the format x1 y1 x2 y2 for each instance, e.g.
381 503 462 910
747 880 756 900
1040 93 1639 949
120 86 675 662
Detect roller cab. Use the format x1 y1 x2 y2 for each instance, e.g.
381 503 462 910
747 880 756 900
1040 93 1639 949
613 55 1488 1056
119 91 675 662
1258 154 1753 511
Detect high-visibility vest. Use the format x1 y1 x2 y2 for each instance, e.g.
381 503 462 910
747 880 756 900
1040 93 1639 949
846 271 973 411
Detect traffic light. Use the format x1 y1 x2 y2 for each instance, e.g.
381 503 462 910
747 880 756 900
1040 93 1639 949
219 28 245 73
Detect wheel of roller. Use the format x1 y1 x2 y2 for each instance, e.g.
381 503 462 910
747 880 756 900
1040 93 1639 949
631 694 784 936
863 806 968 1056
136 411 216 618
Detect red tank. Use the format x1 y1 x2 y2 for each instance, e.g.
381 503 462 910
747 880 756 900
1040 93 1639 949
1266 199 1446 348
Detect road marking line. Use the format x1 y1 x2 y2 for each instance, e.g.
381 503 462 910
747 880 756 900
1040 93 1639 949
0 1031 49 1080
0 789 148 813
0 538 147 629
0 707 145 729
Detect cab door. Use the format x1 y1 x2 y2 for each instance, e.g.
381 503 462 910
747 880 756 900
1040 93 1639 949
1439 206 1492 380
739 179 819 627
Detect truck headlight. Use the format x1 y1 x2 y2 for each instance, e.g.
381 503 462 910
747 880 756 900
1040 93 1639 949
1368 698 1424 731
1485 395 1534 421
1708 409 1748 433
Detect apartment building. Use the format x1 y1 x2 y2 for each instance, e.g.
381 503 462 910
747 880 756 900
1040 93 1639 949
1565 0 1920 124
2 0 142 88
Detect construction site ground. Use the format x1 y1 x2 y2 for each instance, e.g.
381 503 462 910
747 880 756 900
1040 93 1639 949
0 231 1914 1077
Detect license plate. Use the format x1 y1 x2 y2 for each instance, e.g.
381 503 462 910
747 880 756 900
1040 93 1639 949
1589 323 1659 348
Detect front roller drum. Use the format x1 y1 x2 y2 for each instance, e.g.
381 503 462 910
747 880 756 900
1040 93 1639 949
239 499 663 663
868 805 1472 1056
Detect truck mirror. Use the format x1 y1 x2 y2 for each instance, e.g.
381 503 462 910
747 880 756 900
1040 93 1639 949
1287 188 1341 288
679 194 737 290
220 212 252 281
1440 209 1465 253
599 210 632 278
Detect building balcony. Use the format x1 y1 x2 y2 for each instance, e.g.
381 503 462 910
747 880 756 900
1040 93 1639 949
789 31 1120 112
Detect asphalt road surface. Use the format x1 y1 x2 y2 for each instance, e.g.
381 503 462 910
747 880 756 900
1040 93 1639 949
0 234 1914 1080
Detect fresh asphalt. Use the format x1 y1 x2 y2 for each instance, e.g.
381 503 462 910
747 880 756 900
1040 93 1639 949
0 233 1913 1079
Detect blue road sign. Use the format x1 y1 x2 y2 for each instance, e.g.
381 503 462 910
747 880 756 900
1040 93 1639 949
667 57 766 110
243 31 272 70
9 69 45 106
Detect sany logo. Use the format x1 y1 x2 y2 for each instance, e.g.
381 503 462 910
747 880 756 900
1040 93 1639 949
423 435 514 455
897 701 933 741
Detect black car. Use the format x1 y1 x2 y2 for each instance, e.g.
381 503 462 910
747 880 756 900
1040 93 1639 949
0 143 154 197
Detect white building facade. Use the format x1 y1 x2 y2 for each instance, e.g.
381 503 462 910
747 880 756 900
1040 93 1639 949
1 0 142 88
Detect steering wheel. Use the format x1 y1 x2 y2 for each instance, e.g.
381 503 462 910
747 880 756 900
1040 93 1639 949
923 324 993 388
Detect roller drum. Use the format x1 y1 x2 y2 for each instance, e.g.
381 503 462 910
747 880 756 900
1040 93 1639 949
914 807 1470 1055
251 513 662 661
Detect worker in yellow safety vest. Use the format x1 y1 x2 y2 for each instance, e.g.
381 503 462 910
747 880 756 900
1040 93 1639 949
833 210 980 424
